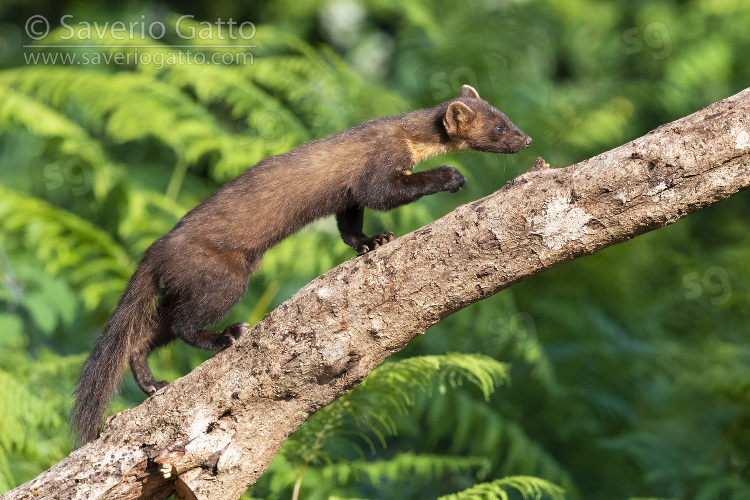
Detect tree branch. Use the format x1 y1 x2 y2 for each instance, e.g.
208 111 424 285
4 87 749 500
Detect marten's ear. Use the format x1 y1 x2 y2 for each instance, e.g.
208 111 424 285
444 101 476 136
460 85 481 99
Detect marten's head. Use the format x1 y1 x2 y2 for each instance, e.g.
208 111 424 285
443 85 532 154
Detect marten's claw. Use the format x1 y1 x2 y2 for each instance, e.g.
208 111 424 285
372 231 394 247
221 322 249 347
146 380 169 395
359 232 395 254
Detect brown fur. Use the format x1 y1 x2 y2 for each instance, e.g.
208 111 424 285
72 85 531 445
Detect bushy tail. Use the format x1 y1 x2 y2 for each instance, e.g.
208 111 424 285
73 260 160 446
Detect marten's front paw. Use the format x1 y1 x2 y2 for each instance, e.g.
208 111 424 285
221 322 249 348
436 165 466 193
358 231 394 254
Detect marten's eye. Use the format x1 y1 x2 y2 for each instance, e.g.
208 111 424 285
495 126 504 132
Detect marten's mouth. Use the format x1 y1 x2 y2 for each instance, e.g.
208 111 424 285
507 136 532 153
475 135 532 154
495 140 533 154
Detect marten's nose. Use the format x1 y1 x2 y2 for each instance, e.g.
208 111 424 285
525 136 533 147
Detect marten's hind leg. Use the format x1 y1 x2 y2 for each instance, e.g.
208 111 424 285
130 253 258 396
129 298 248 396
164 258 255 352
130 326 174 395
172 316 249 351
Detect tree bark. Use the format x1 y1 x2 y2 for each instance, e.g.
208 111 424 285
4 87 749 500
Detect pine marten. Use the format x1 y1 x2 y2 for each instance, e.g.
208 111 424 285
73 85 531 445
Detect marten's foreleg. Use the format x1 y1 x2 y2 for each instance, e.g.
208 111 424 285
338 165 466 253
367 166 466 211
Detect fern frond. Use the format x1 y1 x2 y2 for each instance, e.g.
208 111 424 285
0 67 241 193
0 84 124 200
361 353 509 400
0 185 132 309
439 475 566 500
1 67 209 149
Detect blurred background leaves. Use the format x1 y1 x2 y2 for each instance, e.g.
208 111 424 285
1 0 749 498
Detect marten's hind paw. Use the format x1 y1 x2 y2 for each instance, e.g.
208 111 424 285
359 232 394 254
221 322 249 348
145 380 169 395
